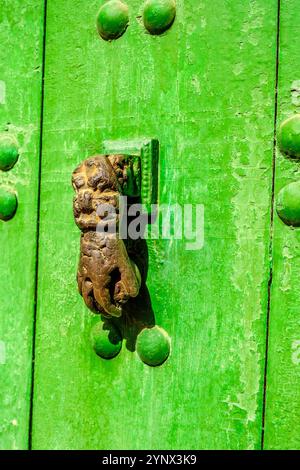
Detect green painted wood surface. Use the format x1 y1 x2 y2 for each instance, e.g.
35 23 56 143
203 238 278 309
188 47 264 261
0 1 45 450
32 0 279 450
264 0 300 451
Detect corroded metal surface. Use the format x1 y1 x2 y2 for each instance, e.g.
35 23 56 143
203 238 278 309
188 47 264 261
72 155 141 318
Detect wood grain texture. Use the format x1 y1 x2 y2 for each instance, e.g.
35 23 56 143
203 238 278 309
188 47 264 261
32 0 278 449
0 1 44 450
264 0 300 450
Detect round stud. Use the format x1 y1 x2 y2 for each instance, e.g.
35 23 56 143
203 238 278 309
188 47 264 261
0 188 18 221
90 321 122 359
276 181 300 227
136 326 171 367
143 0 176 35
0 136 19 171
96 0 129 41
278 115 300 158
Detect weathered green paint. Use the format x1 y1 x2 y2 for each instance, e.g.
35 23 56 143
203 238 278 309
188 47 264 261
264 0 300 451
0 1 44 450
31 0 279 450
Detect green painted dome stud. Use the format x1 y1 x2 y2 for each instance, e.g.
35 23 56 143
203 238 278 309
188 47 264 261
278 115 300 159
143 0 176 35
97 0 129 41
0 138 19 171
90 321 122 360
276 180 300 227
0 188 18 221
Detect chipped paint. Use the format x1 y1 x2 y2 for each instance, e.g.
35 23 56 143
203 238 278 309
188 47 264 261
0 81 6 104
291 80 300 107
0 341 6 365
31 0 278 451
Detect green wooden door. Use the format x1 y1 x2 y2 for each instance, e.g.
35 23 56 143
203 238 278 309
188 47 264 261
0 0 45 450
4 0 300 451
29 0 279 450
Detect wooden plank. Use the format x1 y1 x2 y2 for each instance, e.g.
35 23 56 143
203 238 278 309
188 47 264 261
264 0 300 450
32 0 278 449
0 1 45 450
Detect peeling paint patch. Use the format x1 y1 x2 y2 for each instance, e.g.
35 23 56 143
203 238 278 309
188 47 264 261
233 63 244 76
291 80 300 106
291 340 300 365
0 81 5 104
0 341 6 364
230 136 267 425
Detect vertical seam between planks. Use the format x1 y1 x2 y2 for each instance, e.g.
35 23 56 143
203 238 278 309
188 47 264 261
28 0 48 450
261 0 281 451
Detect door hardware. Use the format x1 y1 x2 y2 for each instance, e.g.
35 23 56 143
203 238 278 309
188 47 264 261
72 154 142 317
0 188 17 221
